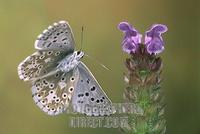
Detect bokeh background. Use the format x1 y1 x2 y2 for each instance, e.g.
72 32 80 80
0 0 199 134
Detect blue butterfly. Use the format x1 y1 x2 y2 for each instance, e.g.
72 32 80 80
18 21 114 116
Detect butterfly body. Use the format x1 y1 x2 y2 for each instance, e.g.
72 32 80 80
57 51 84 73
18 21 115 116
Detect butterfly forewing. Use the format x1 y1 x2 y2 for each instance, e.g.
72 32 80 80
35 21 75 53
31 69 79 116
71 62 115 116
18 21 75 81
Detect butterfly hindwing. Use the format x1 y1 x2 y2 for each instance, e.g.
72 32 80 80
34 21 75 53
71 62 114 116
18 50 68 81
31 69 78 116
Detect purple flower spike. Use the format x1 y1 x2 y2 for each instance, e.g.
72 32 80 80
145 24 168 54
118 22 142 54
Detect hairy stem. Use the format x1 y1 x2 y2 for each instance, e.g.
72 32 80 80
121 44 166 134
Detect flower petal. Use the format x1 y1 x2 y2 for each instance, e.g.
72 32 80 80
122 38 137 53
145 24 168 54
118 22 132 32
118 22 142 54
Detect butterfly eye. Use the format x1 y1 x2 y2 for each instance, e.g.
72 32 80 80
77 51 81 55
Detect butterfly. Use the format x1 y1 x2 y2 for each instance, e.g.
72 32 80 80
17 21 115 116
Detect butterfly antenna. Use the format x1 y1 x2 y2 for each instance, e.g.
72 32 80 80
85 53 110 71
80 26 84 51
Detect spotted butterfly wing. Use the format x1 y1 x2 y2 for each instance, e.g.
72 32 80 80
18 21 74 81
35 21 75 53
18 21 76 115
18 21 115 116
71 62 115 116
31 69 78 115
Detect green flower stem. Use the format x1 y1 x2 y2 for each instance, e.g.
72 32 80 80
121 44 166 134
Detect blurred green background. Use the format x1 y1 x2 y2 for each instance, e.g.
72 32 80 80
0 0 199 134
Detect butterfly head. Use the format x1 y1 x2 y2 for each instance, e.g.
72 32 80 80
74 51 84 60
